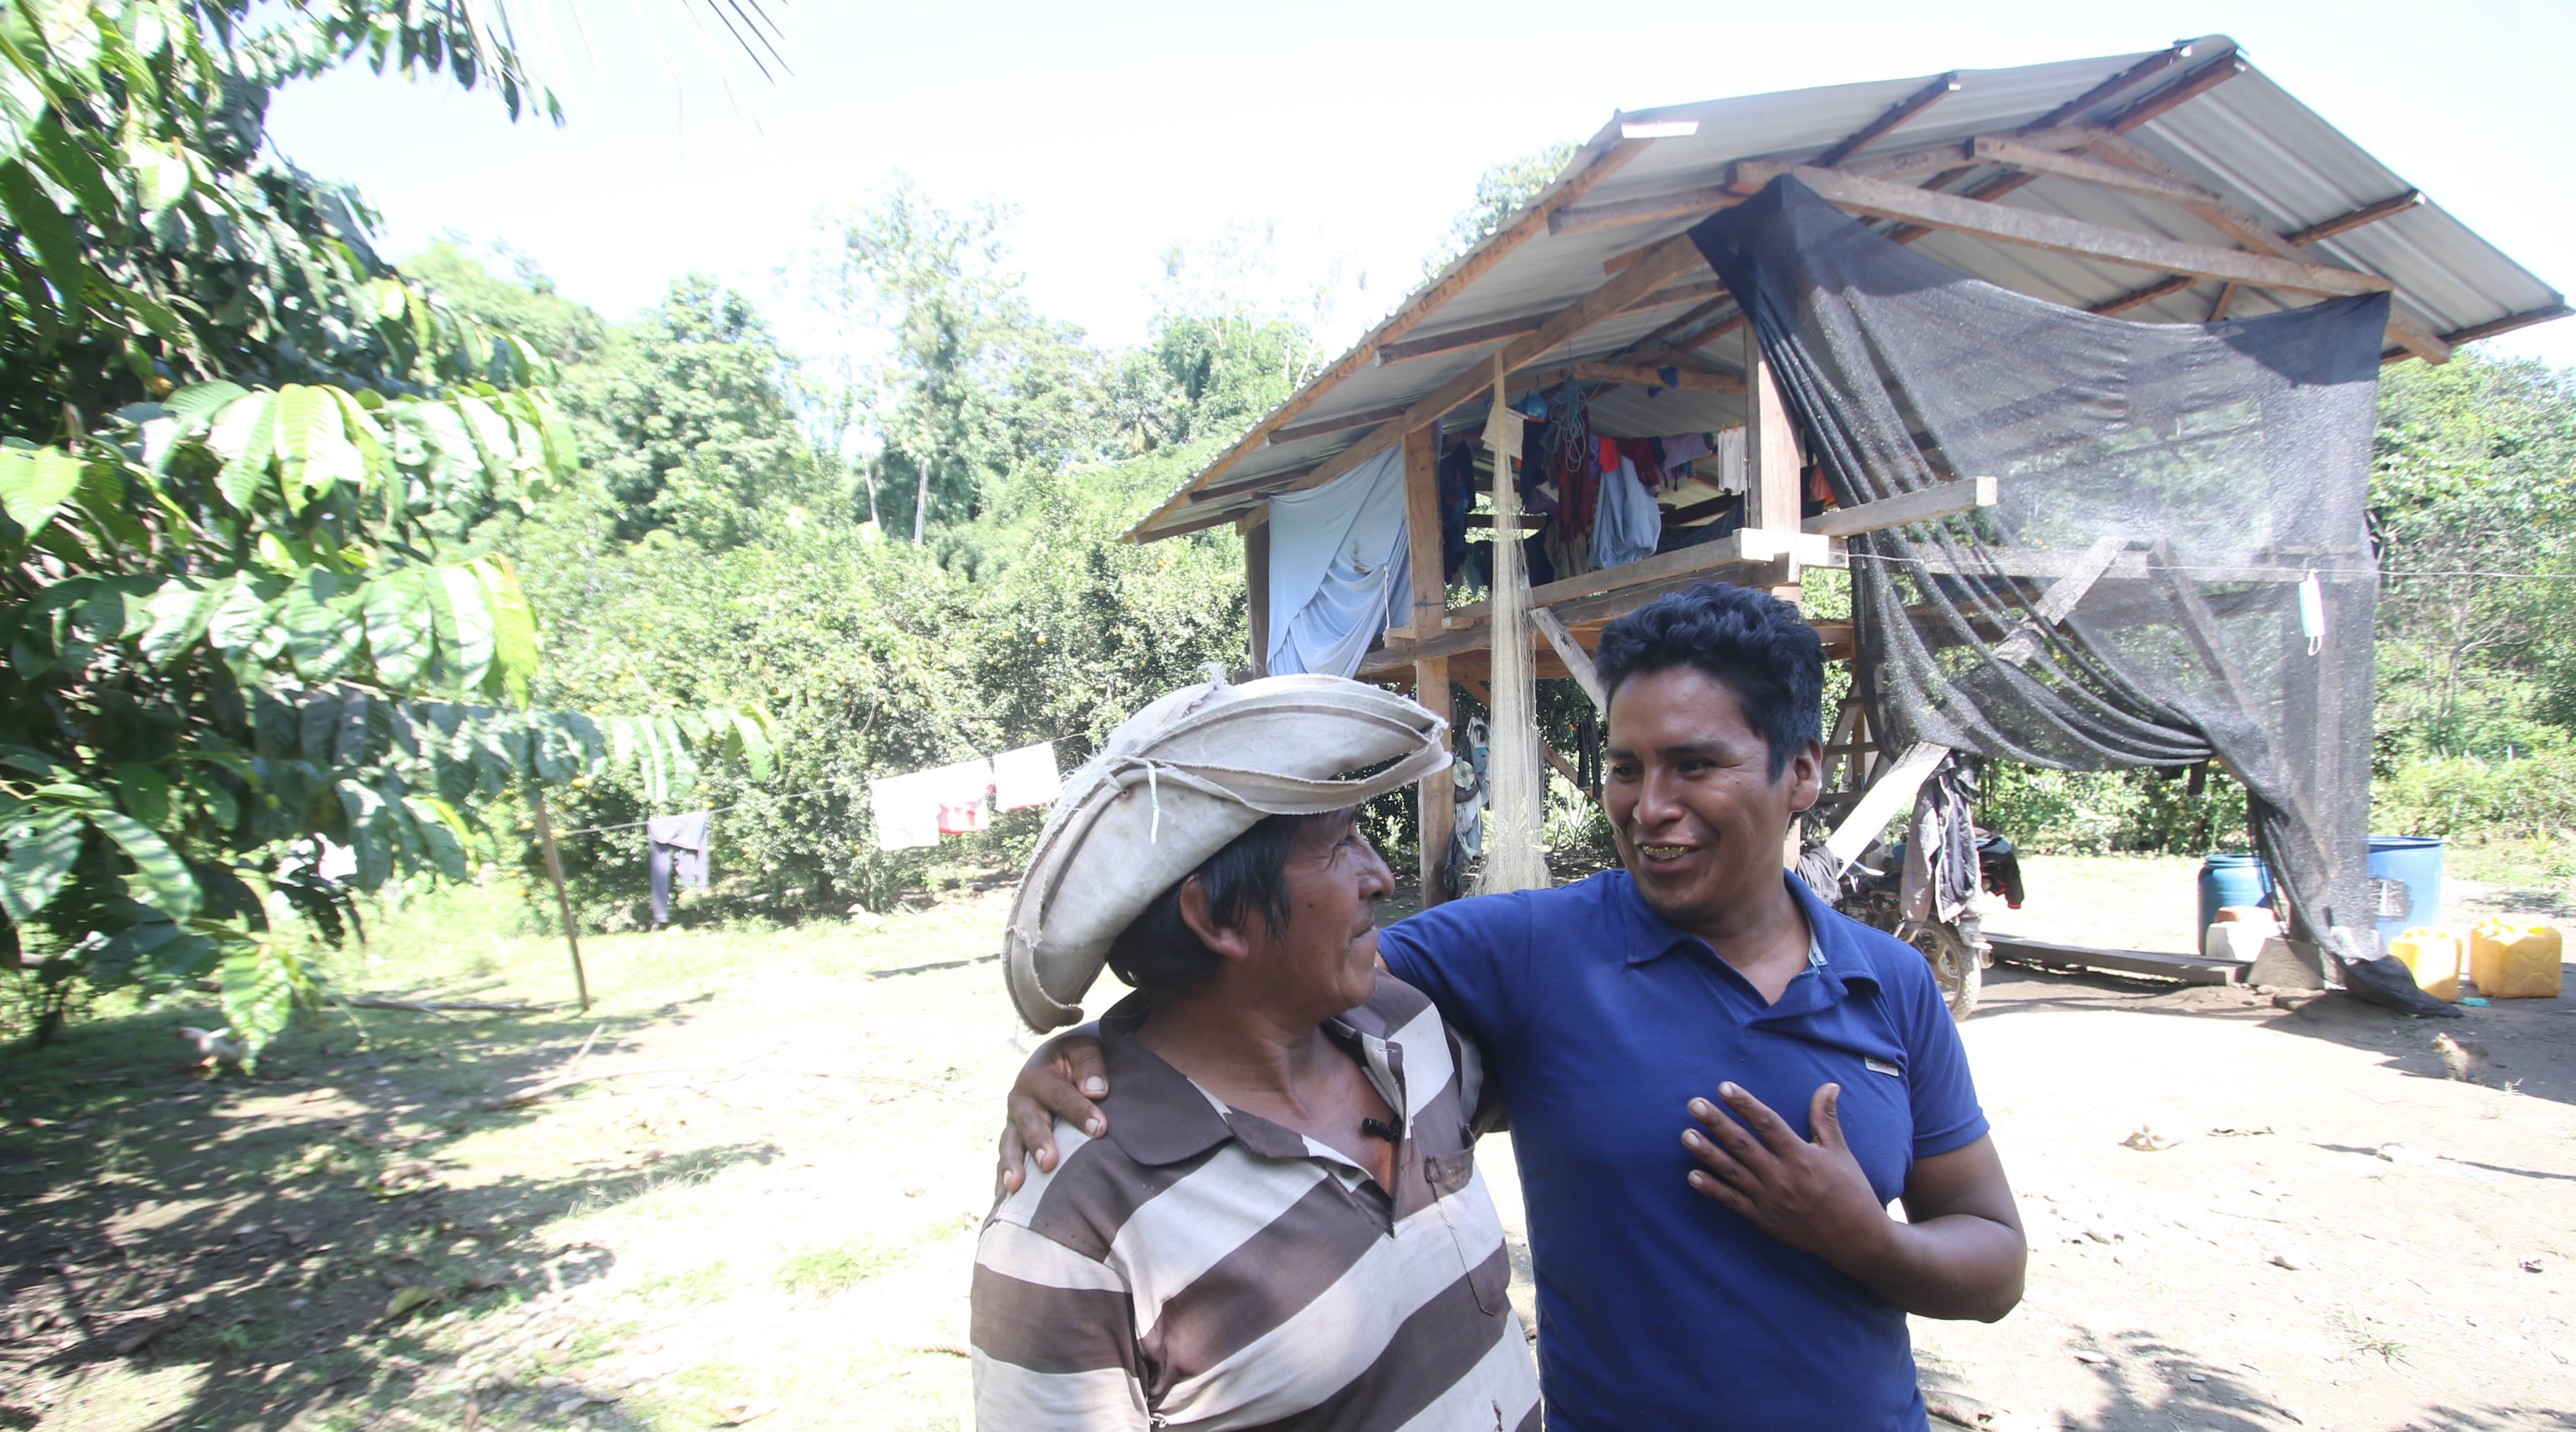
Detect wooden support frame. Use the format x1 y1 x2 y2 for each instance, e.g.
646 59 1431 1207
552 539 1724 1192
1280 234 1711 500
1400 422 1455 905
1127 129 1661 539
1790 167 2392 297
1804 476 1998 538
1813 71 1960 169
1528 607 1606 712
1376 280 1726 366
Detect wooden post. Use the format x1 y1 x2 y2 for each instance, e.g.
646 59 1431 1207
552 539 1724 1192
527 787 590 1013
1401 422 1456 907
1744 327 1804 604
1244 513 1272 676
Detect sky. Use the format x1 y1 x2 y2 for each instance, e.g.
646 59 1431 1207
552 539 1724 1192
263 0 2576 374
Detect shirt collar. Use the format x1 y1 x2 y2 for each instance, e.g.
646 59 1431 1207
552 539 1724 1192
1091 991 1409 1167
1613 869 1883 1001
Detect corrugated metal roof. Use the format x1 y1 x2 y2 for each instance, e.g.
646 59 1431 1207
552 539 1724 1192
1131 37 2566 542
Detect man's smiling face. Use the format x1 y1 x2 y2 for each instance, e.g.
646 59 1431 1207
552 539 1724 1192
1603 664 1822 936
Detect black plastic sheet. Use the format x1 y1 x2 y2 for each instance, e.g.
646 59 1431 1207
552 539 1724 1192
1694 178 2406 996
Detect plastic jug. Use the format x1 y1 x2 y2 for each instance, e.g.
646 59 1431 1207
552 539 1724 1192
2469 919 2563 999
2387 928 2464 1002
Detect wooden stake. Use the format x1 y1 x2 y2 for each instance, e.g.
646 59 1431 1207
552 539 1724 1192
527 787 590 1013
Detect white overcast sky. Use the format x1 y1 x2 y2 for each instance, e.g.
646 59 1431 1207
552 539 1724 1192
264 0 2575 373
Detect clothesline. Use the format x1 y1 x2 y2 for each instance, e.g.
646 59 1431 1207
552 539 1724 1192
552 778 862 838
1836 551 2576 582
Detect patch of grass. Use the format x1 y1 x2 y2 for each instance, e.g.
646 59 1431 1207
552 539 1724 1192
636 1260 735 1305
774 1214 974 1296
2332 1308 2412 1366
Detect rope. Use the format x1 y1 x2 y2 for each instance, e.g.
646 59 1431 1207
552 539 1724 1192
1835 551 2576 583
550 777 862 838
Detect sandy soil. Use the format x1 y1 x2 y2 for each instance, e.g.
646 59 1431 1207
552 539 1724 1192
3 857 2568 1431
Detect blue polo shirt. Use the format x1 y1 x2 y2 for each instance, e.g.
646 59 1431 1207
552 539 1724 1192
1378 869 1989 1432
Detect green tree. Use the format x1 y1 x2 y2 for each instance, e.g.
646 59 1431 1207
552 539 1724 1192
1421 142 1577 278
2371 350 2576 753
571 275 833 549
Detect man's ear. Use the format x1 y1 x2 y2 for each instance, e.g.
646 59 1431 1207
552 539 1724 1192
1783 736 1826 815
1176 876 1256 965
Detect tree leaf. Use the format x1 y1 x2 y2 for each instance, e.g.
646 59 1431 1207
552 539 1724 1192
219 941 311 1071
86 806 199 921
0 808 85 922
110 763 170 828
0 158 85 309
472 556 536 707
361 568 433 690
729 712 774 782
402 795 470 881
207 389 278 511
206 578 274 659
280 568 359 678
138 575 228 667
0 443 84 535
273 385 342 508
167 380 249 431
437 565 494 695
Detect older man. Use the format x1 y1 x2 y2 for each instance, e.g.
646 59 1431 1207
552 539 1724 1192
974 675 1537 1431
1003 583 2026 1431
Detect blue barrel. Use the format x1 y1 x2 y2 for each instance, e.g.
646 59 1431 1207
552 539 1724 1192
2197 852 2273 937
2367 836 2445 948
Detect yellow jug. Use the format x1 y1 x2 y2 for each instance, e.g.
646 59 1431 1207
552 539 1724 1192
2387 928 2464 1002
2470 919 2563 999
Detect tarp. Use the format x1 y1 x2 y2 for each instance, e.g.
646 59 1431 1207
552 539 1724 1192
1694 177 2407 998
1265 445 1412 679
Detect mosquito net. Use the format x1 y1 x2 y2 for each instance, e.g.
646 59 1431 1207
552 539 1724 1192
1692 177 2409 1001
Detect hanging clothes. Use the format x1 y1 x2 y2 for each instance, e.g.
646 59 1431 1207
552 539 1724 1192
1710 426 1749 495
1655 431 1714 489
933 758 996 835
870 770 943 852
1265 444 1412 678
646 809 712 925
1437 441 1479 585
1592 451 1663 569
991 741 1062 811
1613 437 1662 491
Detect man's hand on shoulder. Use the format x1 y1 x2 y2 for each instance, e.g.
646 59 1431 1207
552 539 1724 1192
997 1031 1111 1196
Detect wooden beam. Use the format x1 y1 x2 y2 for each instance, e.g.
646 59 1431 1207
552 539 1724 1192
1155 503 1260 538
2089 273 2200 316
1744 325 1802 602
1528 606 1606 712
1374 278 1727 366
1287 235 1712 498
1400 422 1454 905
1563 362 1743 395
1554 185 1746 238
2434 303 2571 349
1268 403 1409 447
1128 131 1657 541
1662 491 1739 527
1813 71 1960 169
1244 520 1270 674
2283 191 2421 248
1445 527 1831 629
1633 297 1736 354
2029 40 2209 131
1188 462 1320 504
1790 167 2392 297
1465 513 1547 530
1804 475 1996 538
1969 135 2229 210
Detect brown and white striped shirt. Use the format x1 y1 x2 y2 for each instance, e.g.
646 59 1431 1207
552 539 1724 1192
972 977 1537 1431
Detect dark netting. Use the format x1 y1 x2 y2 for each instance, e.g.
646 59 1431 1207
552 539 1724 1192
1693 177 2424 1004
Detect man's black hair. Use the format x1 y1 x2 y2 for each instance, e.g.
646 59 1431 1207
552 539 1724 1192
1592 581 1824 780
1105 812 1328 1003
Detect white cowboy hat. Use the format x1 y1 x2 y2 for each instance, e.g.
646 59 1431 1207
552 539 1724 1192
1003 672 1450 1031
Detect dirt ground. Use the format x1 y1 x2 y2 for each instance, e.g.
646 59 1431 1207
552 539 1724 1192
1 855 2570 1431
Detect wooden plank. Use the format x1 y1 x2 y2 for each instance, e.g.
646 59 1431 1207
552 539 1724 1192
2433 303 2571 349
1969 135 2229 209
1804 476 1996 538
1375 278 1729 366
2282 191 2420 247
1528 606 1606 712
2028 40 2208 130
1268 402 1410 447
1464 513 1546 530
1401 422 1455 905
1554 184 1746 237
1633 297 1736 354
1566 362 1743 395
1986 936 2242 986
1744 326 1802 603
1126 131 1657 541
1244 520 1270 674
1790 166 2392 297
2089 273 2200 316
1813 71 1960 169
1188 462 1320 505
1284 235 1712 498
